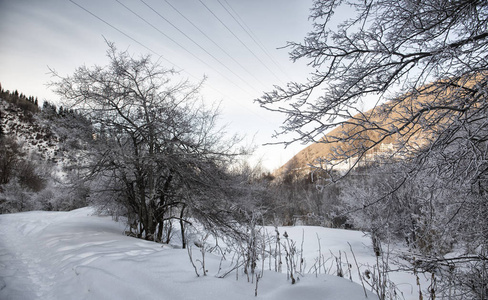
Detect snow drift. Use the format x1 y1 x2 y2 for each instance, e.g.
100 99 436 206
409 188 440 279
1 207 418 299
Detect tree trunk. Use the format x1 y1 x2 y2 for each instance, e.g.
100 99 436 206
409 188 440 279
156 221 164 243
180 204 187 249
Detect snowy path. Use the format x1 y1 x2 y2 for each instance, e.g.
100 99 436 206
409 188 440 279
0 211 61 299
0 208 383 299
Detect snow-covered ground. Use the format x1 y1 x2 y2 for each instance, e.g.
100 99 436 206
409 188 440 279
0 208 422 299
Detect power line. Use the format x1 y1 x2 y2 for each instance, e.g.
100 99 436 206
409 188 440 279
68 0 250 104
138 0 257 94
196 0 285 84
162 0 267 90
115 0 252 96
220 0 292 81
68 0 273 125
68 0 160 59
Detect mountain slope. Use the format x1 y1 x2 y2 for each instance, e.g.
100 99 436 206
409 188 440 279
273 77 471 176
0 90 93 213
274 106 402 176
1 97 59 161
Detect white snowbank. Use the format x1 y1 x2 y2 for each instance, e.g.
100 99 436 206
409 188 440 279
0 207 419 299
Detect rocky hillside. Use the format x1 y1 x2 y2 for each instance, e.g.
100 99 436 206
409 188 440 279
273 82 452 177
1 98 60 161
0 86 93 213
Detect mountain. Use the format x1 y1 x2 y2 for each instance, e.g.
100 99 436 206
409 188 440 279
1 95 59 161
0 87 93 213
273 81 454 177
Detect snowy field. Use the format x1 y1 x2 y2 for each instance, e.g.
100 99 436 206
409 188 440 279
0 208 422 300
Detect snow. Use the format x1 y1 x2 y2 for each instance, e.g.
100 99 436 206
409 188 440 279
0 208 420 299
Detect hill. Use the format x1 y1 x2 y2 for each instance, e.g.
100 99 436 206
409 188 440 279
0 86 93 213
273 78 467 177
1 94 58 161
274 103 403 176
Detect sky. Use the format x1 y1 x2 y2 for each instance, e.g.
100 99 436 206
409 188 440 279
0 0 317 171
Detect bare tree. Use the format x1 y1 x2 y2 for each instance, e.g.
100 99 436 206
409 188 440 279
258 0 488 298
51 42 246 244
258 0 488 171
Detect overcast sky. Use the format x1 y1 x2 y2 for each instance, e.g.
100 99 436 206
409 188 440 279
0 0 317 171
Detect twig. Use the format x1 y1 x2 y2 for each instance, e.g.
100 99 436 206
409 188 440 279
187 245 200 277
348 242 368 298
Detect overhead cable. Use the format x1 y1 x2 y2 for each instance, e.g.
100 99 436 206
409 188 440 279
219 0 291 81
162 0 267 90
68 0 252 104
139 0 257 94
196 0 285 84
115 0 252 96
69 0 161 61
